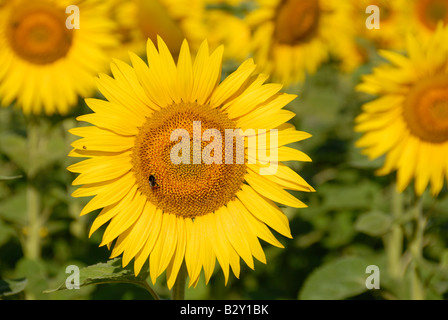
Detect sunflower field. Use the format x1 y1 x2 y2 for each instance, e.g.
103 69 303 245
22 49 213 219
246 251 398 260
1 0 448 302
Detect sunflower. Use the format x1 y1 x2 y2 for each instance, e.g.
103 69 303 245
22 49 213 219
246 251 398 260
246 0 356 85
68 37 314 288
355 24 448 196
109 0 206 60
0 0 118 115
406 0 448 39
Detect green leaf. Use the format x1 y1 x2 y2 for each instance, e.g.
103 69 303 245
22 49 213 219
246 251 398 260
0 278 28 297
323 212 356 248
0 186 27 225
14 258 48 300
320 182 381 211
348 144 384 170
0 219 15 247
299 256 370 300
355 211 393 237
0 123 68 177
44 258 150 293
0 133 28 173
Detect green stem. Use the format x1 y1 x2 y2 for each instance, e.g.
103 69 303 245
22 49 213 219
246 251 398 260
172 262 187 300
139 281 161 300
63 120 85 237
410 196 426 300
25 183 41 260
24 119 41 260
386 184 404 281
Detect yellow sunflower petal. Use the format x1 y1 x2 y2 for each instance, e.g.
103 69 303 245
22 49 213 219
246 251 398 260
70 126 134 153
176 39 194 103
202 213 230 285
133 208 163 276
209 58 256 108
73 173 135 216
100 190 146 246
192 43 224 104
245 169 307 208
237 185 292 238
166 216 187 289
234 198 284 248
185 217 203 287
216 205 254 270
227 200 266 264
129 52 171 108
149 213 178 284
119 203 158 267
68 152 132 185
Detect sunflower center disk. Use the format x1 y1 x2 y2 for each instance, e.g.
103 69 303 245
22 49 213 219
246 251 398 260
417 0 448 30
131 103 247 218
274 0 320 45
404 74 448 143
7 4 73 65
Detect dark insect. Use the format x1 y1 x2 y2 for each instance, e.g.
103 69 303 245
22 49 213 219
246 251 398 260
148 175 158 189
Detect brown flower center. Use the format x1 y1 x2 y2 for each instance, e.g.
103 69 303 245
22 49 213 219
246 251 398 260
131 102 247 218
136 0 184 56
274 0 320 45
416 0 448 31
403 74 448 143
6 3 73 65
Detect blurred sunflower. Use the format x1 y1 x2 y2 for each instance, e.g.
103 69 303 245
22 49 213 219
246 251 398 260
348 0 407 51
0 0 118 115
109 0 206 59
246 0 356 85
332 0 408 70
355 24 448 196
406 0 448 39
68 37 314 288
202 1 252 63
